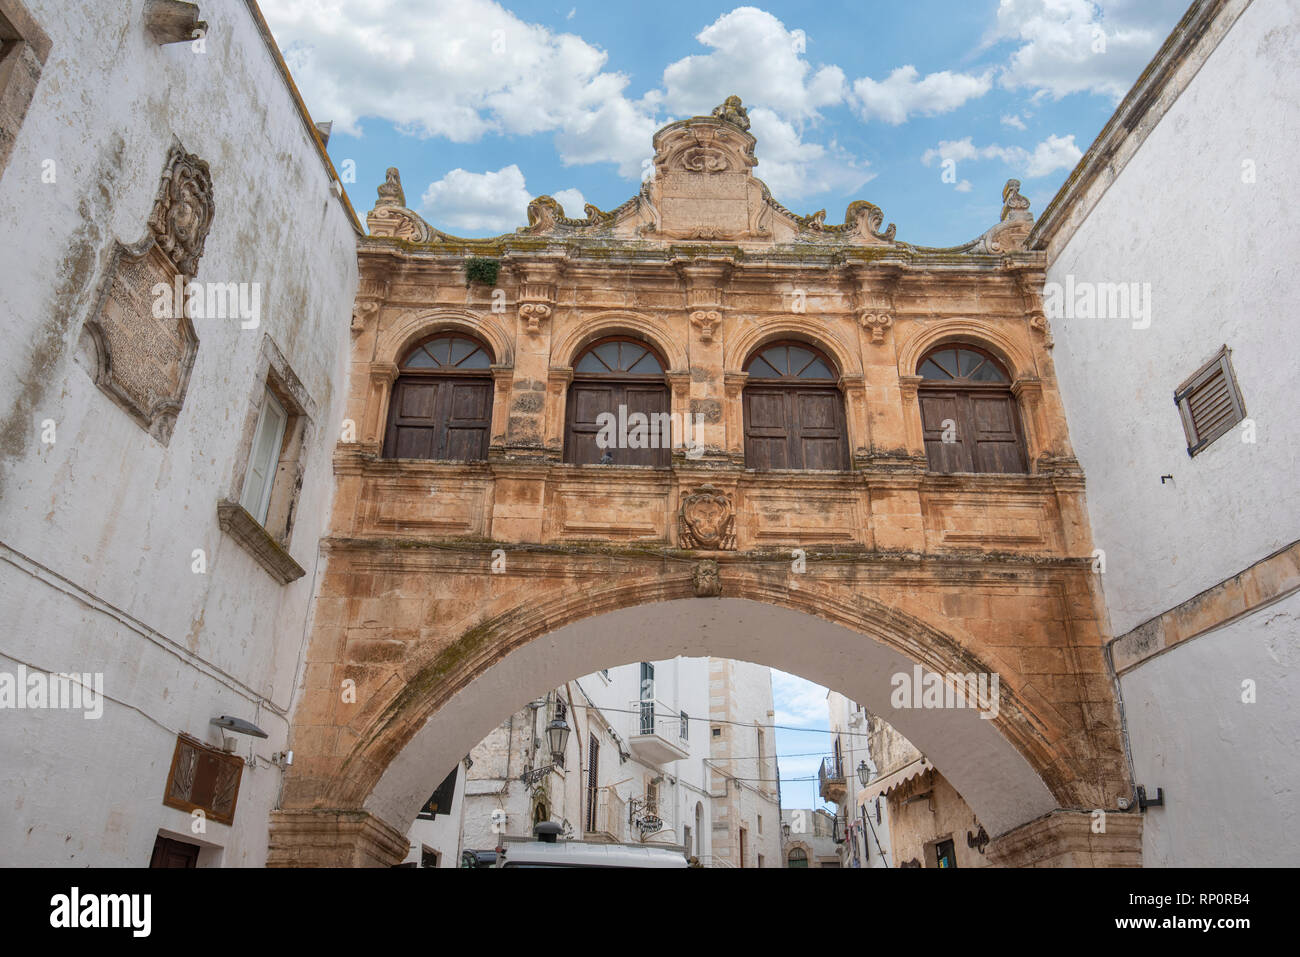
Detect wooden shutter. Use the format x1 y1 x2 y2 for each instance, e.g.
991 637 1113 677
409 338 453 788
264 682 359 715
744 386 848 470
1175 347 1245 455
970 393 1027 473
384 376 491 461
743 387 794 469
919 391 971 473
565 383 669 466
795 388 849 470
585 736 600 833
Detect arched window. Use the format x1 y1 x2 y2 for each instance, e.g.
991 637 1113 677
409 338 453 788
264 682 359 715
788 847 808 868
917 345 1026 473
743 341 848 470
383 333 494 461
565 337 670 466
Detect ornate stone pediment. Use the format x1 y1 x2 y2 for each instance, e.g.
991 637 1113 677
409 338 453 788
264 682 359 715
82 142 212 444
678 484 736 550
358 97 1036 258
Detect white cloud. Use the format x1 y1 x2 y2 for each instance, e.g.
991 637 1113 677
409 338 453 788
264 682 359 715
771 671 829 728
1001 112 1027 130
261 0 655 173
922 133 1081 179
652 7 846 119
850 65 992 125
748 108 873 202
420 165 532 234
991 0 1189 101
551 188 587 216
954 179 974 192
1024 132 1082 176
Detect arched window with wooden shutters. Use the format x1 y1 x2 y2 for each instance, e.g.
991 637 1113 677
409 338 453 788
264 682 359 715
917 345 1027 473
742 341 849 471
383 333 494 461
565 337 670 466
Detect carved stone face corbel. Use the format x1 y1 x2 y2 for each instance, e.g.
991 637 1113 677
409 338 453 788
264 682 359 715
690 309 722 343
519 301 552 335
351 300 378 336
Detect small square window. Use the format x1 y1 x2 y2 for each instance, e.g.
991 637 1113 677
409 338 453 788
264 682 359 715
712 727 722 737
1174 345 1246 456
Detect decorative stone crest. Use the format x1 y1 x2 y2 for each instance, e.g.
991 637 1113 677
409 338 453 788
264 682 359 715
82 143 212 444
367 167 435 241
692 560 722 598
147 144 215 278
690 309 722 343
678 484 736 550
859 311 893 344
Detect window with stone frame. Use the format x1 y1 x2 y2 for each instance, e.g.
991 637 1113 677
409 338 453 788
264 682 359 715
0 0 51 181
565 337 670 466
383 332 494 461
917 344 1027 474
742 340 849 471
217 335 315 585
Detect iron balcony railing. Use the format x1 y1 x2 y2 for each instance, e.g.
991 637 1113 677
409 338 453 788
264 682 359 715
819 755 845 787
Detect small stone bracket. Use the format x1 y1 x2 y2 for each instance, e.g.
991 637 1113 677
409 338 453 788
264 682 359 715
144 0 206 45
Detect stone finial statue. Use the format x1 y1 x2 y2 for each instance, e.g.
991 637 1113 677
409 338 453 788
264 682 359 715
376 167 405 208
711 95 750 131
1000 179 1032 223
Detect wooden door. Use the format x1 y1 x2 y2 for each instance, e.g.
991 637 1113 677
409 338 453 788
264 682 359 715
565 382 670 466
743 385 848 470
919 388 1025 474
149 835 199 868
384 376 492 460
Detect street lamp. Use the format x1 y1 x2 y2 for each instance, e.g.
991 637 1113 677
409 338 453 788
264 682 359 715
520 715 571 786
546 716 570 763
857 759 874 788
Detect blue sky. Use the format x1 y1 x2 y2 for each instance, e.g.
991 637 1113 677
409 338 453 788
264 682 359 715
262 0 1190 246
257 0 1190 799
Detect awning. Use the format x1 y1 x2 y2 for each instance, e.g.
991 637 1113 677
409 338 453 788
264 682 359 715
856 758 931 804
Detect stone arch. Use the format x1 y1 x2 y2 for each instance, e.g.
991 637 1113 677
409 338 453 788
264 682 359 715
376 308 514 369
551 311 687 372
724 315 862 377
285 570 1083 849
897 318 1034 381
785 840 814 866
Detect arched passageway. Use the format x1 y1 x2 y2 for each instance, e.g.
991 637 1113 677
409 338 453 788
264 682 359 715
269 552 1139 866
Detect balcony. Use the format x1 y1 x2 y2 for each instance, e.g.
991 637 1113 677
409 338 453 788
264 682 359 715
586 787 625 843
628 699 690 765
818 755 847 804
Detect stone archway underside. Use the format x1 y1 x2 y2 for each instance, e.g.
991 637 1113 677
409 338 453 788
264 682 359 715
269 545 1140 866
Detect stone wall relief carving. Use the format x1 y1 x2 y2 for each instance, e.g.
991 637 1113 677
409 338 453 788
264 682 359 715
83 142 214 445
678 484 737 551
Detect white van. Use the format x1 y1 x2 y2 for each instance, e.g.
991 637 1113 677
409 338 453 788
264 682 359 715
496 840 688 868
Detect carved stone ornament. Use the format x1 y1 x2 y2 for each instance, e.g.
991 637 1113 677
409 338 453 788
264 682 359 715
352 300 378 335
82 143 212 445
690 309 722 343
678 484 736 550
859 311 893 344
147 144 215 278
692 560 722 598
519 301 552 334
711 95 750 131
1028 311 1054 348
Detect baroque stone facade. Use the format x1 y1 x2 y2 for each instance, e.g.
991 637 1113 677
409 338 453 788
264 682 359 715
269 98 1138 866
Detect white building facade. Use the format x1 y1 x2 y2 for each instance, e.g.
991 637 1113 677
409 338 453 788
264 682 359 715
0 0 359 866
1029 0 1299 867
401 656 781 867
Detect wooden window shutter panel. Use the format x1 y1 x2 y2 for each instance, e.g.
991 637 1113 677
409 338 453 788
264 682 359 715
1175 346 1246 456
